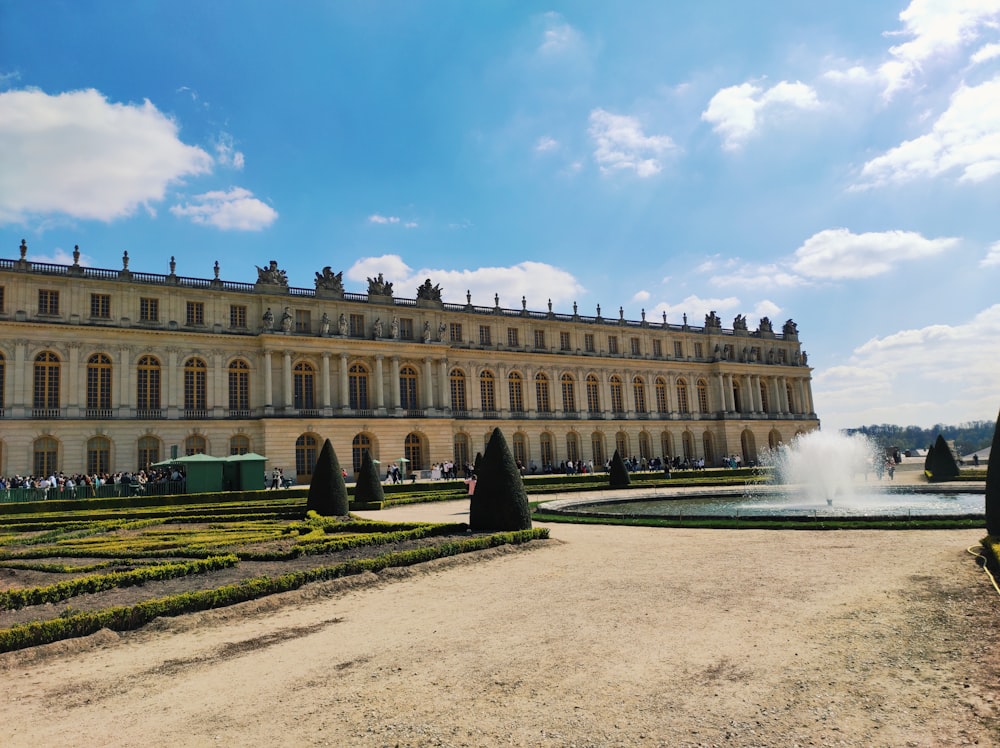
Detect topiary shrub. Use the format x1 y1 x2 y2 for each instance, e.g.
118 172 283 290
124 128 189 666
609 449 630 488
986 410 1000 536
925 434 960 483
306 438 349 516
473 452 483 477
469 428 532 531
353 450 385 506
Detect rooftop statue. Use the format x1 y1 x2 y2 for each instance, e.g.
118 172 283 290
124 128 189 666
732 314 748 331
416 278 443 302
367 272 393 296
255 260 288 286
315 266 344 293
704 310 722 328
783 318 798 336
758 316 773 333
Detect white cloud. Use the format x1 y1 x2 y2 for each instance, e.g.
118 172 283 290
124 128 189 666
214 133 245 170
649 294 742 326
538 12 583 55
790 228 959 279
813 304 1000 430
345 254 585 309
0 88 213 224
981 240 1000 266
170 187 277 231
25 245 94 266
368 214 401 225
535 135 559 153
709 263 806 289
701 80 820 150
588 108 676 177
879 0 1000 98
857 75 1000 187
632 290 651 303
822 65 878 85
971 41 1000 64
404 221 418 229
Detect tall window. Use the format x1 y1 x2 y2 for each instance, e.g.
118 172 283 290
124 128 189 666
350 314 365 337
633 376 647 413
584 334 595 353
87 436 111 475
137 355 161 413
453 433 470 468
352 433 372 473
540 432 553 468
508 372 524 413
450 369 467 411
559 331 571 351
137 435 159 470
399 318 414 340
697 379 709 413
90 293 111 319
404 432 424 470
661 431 672 461
507 328 520 347
230 304 247 329
140 297 159 322
639 432 652 462
295 434 319 480
186 301 204 326
694 342 704 359
630 337 641 355
183 357 208 413
615 431 628 458
294 361 317 410
566 432 580 463
586 375 600 414
295 309 311 333
561 374 576 412
86 353 112 414
348 363 369 409
38 289 59 315
512 432 527 466
591 432 605 466
33 351 60 412
480 371 496 412
535 373 551 413
533 330 546 349
608 336 619 354
676 378 690 414
786 382 796 414
185 434 206 455
673 341 683 358
230 435 251 455
449 323 463 342
229 359 250 412
652 339 662 357
400 365 418 409
655 377 668 413
759 380 770 414
479 325 492 346
609 376 624 414
732 379 743 413
33 436 58 476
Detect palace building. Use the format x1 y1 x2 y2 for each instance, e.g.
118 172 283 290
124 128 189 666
0 240 819 480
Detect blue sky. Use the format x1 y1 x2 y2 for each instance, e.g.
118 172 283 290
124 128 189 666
2 0 999 432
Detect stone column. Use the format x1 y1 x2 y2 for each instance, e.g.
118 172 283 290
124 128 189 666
339 353 349 410
118 345 131 416
12 339 27 416
212 350 225 415
283 351 293 409
438 358 449 413
390 356 401 409
321 353 332 409
68 342 82 417
804 377 815 415
374 354 385 409
166 348 179 418
423 357 434 409
262 350 273 408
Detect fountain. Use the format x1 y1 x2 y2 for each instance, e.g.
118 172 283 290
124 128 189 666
760 430 879 505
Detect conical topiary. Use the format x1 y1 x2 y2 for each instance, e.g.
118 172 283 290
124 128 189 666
923 440 936 479
469 428 532 531
926 434 959 483
609 448 630 488
473 451 483 477
306 438 349 516
353 450 385 506
986 410 1000 536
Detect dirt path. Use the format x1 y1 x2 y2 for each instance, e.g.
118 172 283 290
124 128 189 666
1 499 997 747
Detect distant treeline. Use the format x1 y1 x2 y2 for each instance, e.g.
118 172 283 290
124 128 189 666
843 421 993 456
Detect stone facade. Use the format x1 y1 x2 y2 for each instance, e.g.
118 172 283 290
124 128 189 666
0 246 819 479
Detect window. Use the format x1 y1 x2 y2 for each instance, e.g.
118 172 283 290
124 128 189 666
136 356 161 413
639 432 652 462
655 377 668 413
185 434 206 456
87 436 111 475
697 379 709 413
561 374 576 412
405 433 424 471
137 435 160 470
228 359 250 412
353 433 373 473
230 435 251 455
230 304 247 329
183 358 207 413
400 366 418 409
540 432 554 469
349 363 368 409
0 286 5 313
630 337 641 355
479 325 492 346
676 378 690 414
33 351 60 412
295 434 318 480
399 317 414 340
609 376 624 413
480 371 496 412
507 328 520 347
295 309 311 333
673 341 683 358
760 380 769 414
586 374 600 413
534 330 546 349
566 432 580 463
33 436 58 476
140 297 159 322
295 362 317 410
608 336 618 354
508 372 524 413
450 369 467 411
512 433 527 467
786 382 796 414
350 313 365 337
591 432 605 467
535 373 551 413
90 294 111 319
652 339 662 357
453 433 470 468
449 323 463 342
584 334 595 353
559 331 571 351
616 431 628 458
86 353 112 414
694 342 704 359
38 289 59 316
633 376 647 413
186 301 204 326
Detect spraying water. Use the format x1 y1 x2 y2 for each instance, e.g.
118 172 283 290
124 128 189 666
763 430 879 504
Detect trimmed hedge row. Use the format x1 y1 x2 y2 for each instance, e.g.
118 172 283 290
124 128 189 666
0 555 239 610
239 522 469 561
0 528 548 653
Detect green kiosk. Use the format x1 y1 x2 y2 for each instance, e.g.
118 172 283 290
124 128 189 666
154 453 267 494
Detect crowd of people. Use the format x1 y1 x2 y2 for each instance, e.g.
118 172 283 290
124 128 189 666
0 467 185 499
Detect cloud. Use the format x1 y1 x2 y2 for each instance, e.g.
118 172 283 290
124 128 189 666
971 41 1000 65
214 133 245 170
790 229 959 279
588 108 676 177
632 290 651 303
701 80 820 150
879 0 1000 98
345 254 585 308
0 88 214 224
981 241 1000 266
538 12 583 56
24 245 94 266
649 294 743 325
813 303 1000 430
170 187 277 230
535 135 559 153
368 214 401 225
857 75 1000 188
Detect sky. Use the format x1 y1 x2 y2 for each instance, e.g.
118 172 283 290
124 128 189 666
1 0 999 433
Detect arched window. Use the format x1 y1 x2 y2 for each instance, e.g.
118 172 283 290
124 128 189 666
185 434 206 455
86 353 112 415
561 374 576 413
508 372 524 413
615 431 628 458
33 351 60 414
786 382 796 414
184 357 207 413
682 430 694 460
229 359 250 414
759 380 769 414
566 432 580 464
33 436 58 476
703 432 715 466
632 376 647 413
399 365 419 410
512 432 527 467
535 373 551 413
697 379 709 414
352 433 373 473
609 376 624 414
675 378 689 414
591 431 605 467
137 436 160 471
136 355 161 415
349 363 369 410
450 369 467 412
638 432 652 462
586 375 601 414
480 371 496 413
295 433 319 481
453 433 470 469
655 377 668 413
296 361 317 410
741 430 757 465
732 378 743 413
540 432 554 469
230 434 251 455
404 432 424 471
87 436 111 475
660 431 673 461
